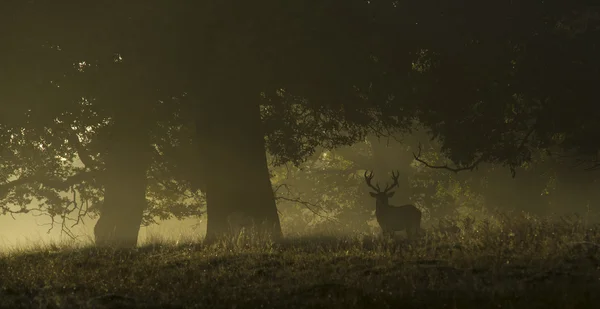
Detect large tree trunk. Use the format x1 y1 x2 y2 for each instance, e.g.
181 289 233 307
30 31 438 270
197 96 282 243
94 118 151 248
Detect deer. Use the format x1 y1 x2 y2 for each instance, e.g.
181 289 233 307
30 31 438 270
364 170 422 239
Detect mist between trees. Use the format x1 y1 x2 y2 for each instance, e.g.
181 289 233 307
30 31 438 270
1 1 599 248
2 2 600 308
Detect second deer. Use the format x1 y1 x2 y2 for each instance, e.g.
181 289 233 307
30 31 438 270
364 170 422 239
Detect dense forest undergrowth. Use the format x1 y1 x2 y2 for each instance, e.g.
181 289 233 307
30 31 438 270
1 213 599 309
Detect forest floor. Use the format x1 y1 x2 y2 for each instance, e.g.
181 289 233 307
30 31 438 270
1 215 599 309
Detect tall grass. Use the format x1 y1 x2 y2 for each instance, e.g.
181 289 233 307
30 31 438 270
1 213 599 308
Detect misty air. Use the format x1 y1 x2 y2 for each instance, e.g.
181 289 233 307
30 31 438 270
1 1 599 308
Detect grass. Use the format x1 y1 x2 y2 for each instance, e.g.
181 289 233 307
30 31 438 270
1 213 599 309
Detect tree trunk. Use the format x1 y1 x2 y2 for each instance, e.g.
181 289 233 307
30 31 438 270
197 97 282 243
94 118 151 248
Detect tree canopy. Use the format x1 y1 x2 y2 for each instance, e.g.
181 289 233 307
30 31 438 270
1 0 599 245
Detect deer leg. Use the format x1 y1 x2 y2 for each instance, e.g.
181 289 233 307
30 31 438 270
382 229 390 238
406 226 415 239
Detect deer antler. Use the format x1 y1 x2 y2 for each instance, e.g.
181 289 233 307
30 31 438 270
363 170 381 192
383 170 400 193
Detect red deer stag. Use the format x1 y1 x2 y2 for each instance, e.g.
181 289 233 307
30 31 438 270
364 170 422 238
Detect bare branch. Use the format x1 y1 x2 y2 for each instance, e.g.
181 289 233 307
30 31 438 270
273 183 290 195
517 126 536 152
584 162 600 171
273 183 339 222
275 195 339 223
412 143 483 173
71 196 89 228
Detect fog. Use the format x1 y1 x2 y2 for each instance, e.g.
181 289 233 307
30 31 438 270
0 213 205 251
3 133 600 251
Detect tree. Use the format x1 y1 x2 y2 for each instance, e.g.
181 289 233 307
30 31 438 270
394 2 600 177
12 0 596 246
1 0 205 247
168 0 417 241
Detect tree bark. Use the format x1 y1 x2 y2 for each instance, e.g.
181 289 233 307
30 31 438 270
197 96 282 243
94 117 151 248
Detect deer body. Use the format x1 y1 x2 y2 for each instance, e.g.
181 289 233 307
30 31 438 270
365 171 422 238
375 199 422 238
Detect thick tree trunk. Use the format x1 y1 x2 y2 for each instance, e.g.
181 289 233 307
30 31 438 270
197 97 282 243
94 118 150 248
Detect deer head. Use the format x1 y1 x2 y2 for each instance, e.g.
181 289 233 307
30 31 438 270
364 170 400 208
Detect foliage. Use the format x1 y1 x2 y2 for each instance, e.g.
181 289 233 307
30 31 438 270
270 135 485 233
272 148 375 235
1 1 206 233
402 2 600 173
272 127 600 234
3 0 600 242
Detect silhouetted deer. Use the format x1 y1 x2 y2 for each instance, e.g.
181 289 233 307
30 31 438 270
364 170 422 238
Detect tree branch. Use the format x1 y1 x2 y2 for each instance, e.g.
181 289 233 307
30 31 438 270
584 161 600 171
62 127 97 169
412 143 483 173
40 170 102 190
0 169 101 198
273 183 339 222
517 126 536 152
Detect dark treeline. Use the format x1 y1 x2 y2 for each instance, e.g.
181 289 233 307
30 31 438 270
1 0 599 247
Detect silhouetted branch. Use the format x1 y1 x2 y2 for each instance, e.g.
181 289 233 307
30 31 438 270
276 195 339 223
40 170 101 190
1 206 33 216
584 162 600 171
517 126 536 152
412 143 483 173
557 151 600 172
0 170 101 197
1 170 100 240
72 193 90 228
56 125 98 169
0 177 32 199
273 183 339 222
38 185 93 240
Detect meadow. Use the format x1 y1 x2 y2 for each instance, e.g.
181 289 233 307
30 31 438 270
0 213 599 309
